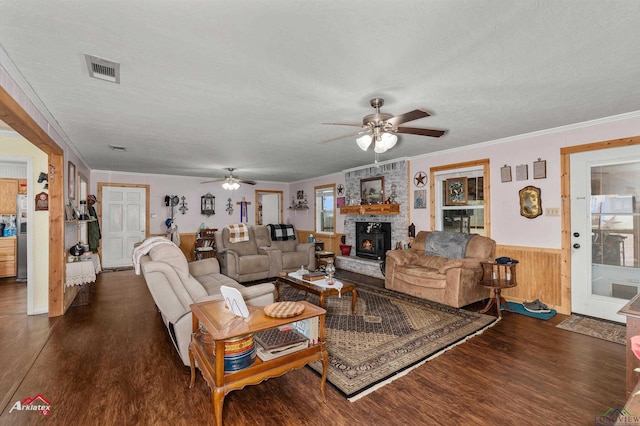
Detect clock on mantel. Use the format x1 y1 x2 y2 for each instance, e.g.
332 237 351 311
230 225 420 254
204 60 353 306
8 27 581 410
339 204 400 215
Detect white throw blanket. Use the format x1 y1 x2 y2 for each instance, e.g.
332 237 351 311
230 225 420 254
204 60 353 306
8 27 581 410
132 236 177 275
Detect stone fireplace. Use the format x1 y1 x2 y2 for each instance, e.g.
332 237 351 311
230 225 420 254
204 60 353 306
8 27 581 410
355 222 391 260
342 160 409 254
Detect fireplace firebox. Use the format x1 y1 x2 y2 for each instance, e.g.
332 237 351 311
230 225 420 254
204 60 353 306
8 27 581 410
355 222 391 260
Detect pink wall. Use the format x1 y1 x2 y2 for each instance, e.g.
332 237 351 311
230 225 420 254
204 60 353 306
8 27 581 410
90 170 289 235
409 114 640 248
288 171 345 234
92 114 640 247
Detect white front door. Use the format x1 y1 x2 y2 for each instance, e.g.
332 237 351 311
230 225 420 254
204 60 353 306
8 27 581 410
101 186 147 268
570 145 640 322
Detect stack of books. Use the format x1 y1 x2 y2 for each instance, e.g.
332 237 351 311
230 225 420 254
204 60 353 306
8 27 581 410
254 327 309 361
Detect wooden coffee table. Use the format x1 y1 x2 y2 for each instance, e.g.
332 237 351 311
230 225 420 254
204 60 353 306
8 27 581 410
276 273 357 314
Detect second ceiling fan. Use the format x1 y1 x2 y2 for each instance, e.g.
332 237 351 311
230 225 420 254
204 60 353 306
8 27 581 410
320 98 446 153
201 168 256 190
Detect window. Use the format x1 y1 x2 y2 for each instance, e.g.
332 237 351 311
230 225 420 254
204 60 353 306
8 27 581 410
431 160 490 236
315 184 335 234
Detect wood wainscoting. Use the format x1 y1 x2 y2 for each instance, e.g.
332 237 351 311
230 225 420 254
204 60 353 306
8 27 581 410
495 244 565 314
296 230 344 255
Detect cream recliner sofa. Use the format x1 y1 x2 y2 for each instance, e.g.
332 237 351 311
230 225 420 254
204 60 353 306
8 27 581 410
384 231 495 308
139 241 275 366
214 225 315 283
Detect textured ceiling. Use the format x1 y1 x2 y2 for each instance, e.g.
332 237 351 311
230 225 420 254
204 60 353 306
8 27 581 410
2 1 640 182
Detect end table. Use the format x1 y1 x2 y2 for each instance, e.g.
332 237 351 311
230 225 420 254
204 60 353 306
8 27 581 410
478 261 517 318
316 251 335 269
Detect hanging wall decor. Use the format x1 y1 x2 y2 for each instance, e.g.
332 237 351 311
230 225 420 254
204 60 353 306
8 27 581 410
519 186 542 219
445 177 467 205
179 196 188 214
516 164 528 181
414 171 427 187
226 198 234 215
35 192 49 211
201 193 215 216
533 158 547 179
500 165 512 183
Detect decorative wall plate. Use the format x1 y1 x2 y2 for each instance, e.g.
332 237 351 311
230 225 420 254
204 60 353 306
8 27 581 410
414 171 427 187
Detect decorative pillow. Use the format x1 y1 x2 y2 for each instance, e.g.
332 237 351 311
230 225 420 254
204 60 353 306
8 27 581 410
268 224 296 241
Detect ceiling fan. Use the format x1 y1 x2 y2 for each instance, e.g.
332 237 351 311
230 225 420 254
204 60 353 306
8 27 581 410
201 168 256 190
319 98 446 153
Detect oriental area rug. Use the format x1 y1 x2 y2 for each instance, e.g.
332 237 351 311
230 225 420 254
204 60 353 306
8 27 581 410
278 282 498 401
556 314 626 345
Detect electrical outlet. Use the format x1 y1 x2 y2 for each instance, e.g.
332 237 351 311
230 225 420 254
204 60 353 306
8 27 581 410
545 208 560 216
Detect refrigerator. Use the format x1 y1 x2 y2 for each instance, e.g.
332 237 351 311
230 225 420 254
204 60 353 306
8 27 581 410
16 194 27 281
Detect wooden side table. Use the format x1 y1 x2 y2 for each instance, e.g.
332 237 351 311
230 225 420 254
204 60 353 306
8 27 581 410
478 262 517 318
188 300 328 426
316 251 335 269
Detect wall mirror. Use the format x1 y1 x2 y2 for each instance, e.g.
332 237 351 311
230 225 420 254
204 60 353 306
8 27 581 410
519 186 542 219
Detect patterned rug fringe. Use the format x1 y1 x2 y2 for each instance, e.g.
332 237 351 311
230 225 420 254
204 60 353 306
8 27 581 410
348 316 502 402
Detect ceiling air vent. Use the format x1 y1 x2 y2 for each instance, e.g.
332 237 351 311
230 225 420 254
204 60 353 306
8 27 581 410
84 54 120 84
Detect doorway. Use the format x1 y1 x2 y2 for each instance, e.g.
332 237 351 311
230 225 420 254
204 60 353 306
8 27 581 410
98 184 149 269
570 145 640 322
255 190 283 225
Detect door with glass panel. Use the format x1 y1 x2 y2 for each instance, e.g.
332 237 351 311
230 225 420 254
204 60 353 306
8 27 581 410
570 146 640 322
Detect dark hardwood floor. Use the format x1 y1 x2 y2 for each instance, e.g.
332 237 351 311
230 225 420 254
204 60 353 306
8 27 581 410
0 270 626 425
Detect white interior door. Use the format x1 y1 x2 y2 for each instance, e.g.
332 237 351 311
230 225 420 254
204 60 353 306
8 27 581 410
101 186 146 268
570 145 640 322
262 193 280 225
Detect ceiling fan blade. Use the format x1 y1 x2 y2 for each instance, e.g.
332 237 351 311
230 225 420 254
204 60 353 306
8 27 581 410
386 109 430 126
239 179 256 185
318 129 370 144
321 122 363 127
395 126 446 138
201 178 225 184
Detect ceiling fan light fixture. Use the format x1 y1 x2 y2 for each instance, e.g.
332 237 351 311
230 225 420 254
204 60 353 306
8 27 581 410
222 179 240 190
356 134 372 151
380 132 398 150
372 132 398 153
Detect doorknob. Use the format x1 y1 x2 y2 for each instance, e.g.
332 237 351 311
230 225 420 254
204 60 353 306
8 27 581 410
573 243 580 249
573 232 580 237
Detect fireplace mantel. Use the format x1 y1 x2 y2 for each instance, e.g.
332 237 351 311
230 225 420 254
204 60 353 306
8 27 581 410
339 204 400 215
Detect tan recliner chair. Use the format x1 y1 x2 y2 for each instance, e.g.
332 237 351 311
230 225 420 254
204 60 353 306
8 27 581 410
139 242 275 366
384 231 495 308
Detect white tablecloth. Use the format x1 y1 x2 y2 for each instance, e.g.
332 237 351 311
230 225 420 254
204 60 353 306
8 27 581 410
287 272 344 294
65 255 102 287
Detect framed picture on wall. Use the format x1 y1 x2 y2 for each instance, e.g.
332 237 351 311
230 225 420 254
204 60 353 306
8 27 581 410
500 165 512 183
68 161 76 201
414 189 426 209
445 177 467 205
360 176 384 204
336 197 345 208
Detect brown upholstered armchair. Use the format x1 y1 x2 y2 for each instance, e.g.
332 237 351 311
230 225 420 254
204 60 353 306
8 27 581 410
384 231 496 308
